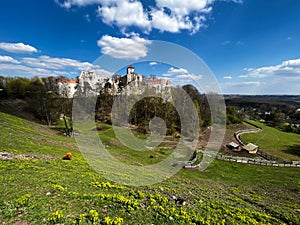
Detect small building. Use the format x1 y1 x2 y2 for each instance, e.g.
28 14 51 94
227 142 241 151
56 78 78 98
242 143 259 154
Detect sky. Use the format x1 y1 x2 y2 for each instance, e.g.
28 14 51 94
0 0 300 94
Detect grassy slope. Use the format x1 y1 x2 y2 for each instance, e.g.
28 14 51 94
241 120 300 162
0 112 299 225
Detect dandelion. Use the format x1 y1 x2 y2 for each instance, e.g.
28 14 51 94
47 211 64 224
89 209 99 224
16 194 31 207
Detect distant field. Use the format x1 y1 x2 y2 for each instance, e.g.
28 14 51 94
241 120 300 162
0 112 299 224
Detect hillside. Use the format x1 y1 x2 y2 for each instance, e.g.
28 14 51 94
0 112 299 224
241 120 300 162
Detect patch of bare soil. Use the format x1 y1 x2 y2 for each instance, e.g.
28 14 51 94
0 152 55 161
197 126 212 149
198 123 256 157
221 123 257 156
12 221 30 225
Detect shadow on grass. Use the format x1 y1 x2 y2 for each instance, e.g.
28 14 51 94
283 144 300 158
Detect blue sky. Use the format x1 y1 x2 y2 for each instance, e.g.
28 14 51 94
0 0 300 94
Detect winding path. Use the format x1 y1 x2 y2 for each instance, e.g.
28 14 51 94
234 124 262 146
182 122 300 169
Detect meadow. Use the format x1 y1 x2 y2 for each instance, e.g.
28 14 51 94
241 120 300 162
0 112 299 224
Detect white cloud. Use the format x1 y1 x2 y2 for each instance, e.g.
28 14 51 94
241 58 300 78
149 61 158 66
163 67 189 77
97 34 152 60
55 0 111 8
22 55 95 71
0 42 38 54
56 0 241 34
97 1 151 31
150 8 202 33
225 57 300 94
155 0 213 16
162 67 202 87
0 63 69 77
230 81 261 87
223 75 232 79
0 55 19 64
0 55 111 78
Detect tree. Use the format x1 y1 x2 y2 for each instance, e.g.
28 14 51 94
26 77 61 126
266 112 285 127
226 106 243 125
6 77 31 98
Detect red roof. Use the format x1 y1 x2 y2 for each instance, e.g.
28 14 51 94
56 78 77 83
128 65 134 69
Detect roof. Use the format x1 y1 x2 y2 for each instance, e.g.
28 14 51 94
228 142 239 148
128 65 134 69
243 143 259 153
56 78 77 83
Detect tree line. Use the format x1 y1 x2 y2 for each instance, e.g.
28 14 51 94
1 76 242 136
0 76 72 128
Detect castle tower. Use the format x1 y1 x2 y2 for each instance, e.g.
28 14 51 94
127 65 135 83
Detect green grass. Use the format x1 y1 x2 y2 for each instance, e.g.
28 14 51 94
0 112 299 224
241 120 300 162
96 125 175 166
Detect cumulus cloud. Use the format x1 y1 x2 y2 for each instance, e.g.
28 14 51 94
56 0 241 34
97 34 152 60
97 1 151 31
150 8 202 33
223 75 232 79
155 0 213 16
0 55 19 64
241 58 300 78
0 42 38 54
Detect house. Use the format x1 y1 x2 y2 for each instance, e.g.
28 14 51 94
242 143 259 154
227 142 241 151
147 75 171 93
56 78 77 98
